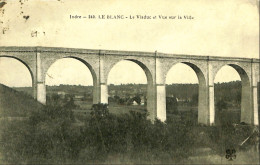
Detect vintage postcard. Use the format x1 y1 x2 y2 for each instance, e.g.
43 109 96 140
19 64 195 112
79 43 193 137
0 0 259 164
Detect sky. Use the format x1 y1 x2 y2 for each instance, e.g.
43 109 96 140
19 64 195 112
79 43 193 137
0 57 240 87
0 0 258 87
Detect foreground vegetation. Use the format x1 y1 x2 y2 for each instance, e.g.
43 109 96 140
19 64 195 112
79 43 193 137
0 103 258 164
0 84 259 164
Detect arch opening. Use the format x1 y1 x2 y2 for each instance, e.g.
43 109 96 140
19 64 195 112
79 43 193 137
165 62 206 124
45 57 97 110
107 60 153 116
214 64 249 125
0 56 33 96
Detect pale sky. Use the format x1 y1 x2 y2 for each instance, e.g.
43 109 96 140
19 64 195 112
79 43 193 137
0 57 240 87
0 0 258 87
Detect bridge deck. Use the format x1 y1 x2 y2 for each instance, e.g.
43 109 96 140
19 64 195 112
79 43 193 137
0 46 259 62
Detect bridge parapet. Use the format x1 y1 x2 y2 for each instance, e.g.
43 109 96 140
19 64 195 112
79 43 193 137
0 46 259 63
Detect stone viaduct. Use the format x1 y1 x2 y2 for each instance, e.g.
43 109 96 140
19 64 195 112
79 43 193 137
0 46 259 126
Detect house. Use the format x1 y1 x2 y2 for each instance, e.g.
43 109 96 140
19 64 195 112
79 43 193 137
57 91 66 99
74 95 84 100
133 101 138 105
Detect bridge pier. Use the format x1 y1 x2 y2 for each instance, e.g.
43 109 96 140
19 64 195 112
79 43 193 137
155 58 166 122
192 61 214 126
100 84 108 104
240 83 259 125
93 84 100 104
99 54 108 104
205 84 215 125
207 62 215 125
241 82 252 124
198 84 214 125
252 85 259 125
35 52 46 104
156 84 166 122
251 62 259 125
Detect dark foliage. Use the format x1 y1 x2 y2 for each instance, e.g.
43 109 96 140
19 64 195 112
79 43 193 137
166 96 178 114
1 103 258 164
1 82 258 164
15 81 243 108
0 103 196 164
216 99 228 111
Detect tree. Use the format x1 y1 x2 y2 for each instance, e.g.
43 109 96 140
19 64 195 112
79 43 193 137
235 92 241 105
191 93 198 106
216 99 227 111
91 103 109 117
64 96 77 109
166 96 178 114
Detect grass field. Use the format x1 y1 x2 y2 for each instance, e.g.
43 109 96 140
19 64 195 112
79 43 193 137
73 100 241 126
74 100 147 115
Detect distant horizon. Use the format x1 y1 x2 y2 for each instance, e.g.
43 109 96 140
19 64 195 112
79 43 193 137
9 80 242 88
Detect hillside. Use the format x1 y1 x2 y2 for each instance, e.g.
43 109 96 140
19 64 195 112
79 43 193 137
15 81 243 100
0 84 44 117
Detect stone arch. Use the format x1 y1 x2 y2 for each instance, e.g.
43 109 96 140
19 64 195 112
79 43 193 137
214 64 250 85
127 59 153 85
214 63 251 124
64 56 98 88
44 56 98 104
158 58 207 86
106 59 155 119
0 56 34 96
0 56 34 85
211 61 251 83
165 62 207 123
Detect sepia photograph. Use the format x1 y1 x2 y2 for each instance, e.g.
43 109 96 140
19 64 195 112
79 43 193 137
0 0 259 164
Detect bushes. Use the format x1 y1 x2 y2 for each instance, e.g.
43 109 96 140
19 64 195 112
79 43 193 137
0 105 78 164
0 104 195 164
216 99 228 111
79 110 194 163
0 103 257 164
166 97 178 114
